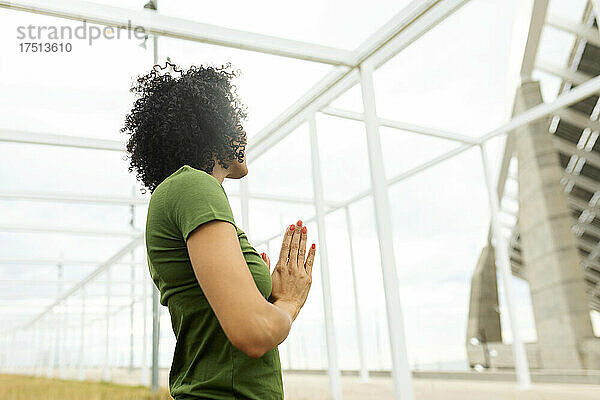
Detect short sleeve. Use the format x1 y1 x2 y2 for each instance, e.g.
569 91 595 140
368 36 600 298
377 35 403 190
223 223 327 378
166 170 237 242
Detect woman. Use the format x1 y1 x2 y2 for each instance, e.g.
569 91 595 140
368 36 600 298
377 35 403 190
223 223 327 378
122 62 315 399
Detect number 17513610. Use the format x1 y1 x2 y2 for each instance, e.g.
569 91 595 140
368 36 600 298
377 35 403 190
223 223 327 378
19 42 72 52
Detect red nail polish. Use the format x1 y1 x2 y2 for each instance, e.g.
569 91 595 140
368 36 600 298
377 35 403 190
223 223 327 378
289 224 295 231
311 243 316 249
297 220 303 226
302 226 307 234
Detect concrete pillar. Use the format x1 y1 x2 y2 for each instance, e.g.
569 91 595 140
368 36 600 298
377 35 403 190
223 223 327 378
514 80 596 369
467 244 502 345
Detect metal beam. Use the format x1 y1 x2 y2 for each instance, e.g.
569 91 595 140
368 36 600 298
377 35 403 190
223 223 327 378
4 235 143 333
556 108 600 133
553 136 600 168
343 206 369 382
0 189 343 208
0 224 141 237
0 0 353 66
546 13 600 47
308 112 342 400
0 257 145 266
480 74 600 143
2 1 471 166
535 60 592 85
320 106 479 144
480 143 531 389
0 190 148 205
564 169 600 196
348 0 437 65
0 279 148 285
520 0 549 80
255 142 476 248
246 0 471 162
594 0 600 34
246 67 355 160
359 64 414 400
0 128 125 151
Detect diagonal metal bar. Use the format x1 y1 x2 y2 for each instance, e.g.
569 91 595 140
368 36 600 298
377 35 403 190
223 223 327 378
546 13 600 47
2 235 144 334
0 128 125 151
480 74 600 143
320 106 479 144
246 0 471 162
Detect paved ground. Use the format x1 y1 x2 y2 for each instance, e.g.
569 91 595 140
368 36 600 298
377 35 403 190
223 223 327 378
283 373 600 400
9 368 599 399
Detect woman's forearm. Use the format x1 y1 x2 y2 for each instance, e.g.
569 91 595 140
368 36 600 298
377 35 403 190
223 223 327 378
242 299 298 359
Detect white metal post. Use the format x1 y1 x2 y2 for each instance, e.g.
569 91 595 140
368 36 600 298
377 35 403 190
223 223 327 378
78 288 86 381
2 334 5 371
38 322 44 376
129 220 136 371
27 326 34 374
60 301 68 378
359 63 414 400
56 262 64 378
479 143 532 389
142 260 150 386
5 333 9 372
0 335 4 371
32 322 40 376
151 9 161 393
56 306 63 378
38 322 43 375
129 186 136 372
307 112 342 400
102 266 111 381
47 315 55 378
10 331 16 372
344 206 369 382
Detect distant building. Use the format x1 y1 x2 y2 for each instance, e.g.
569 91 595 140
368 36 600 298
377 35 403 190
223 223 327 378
467 2 600 370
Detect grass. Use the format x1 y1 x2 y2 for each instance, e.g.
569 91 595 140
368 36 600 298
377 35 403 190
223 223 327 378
0 374 173 400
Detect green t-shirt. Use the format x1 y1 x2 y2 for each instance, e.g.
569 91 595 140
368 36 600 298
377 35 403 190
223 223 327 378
145 164 284 400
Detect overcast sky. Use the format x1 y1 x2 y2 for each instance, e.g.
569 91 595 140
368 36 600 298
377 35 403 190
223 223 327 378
0 0 597 371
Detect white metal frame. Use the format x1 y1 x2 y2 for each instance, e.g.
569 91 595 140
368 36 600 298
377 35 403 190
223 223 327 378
308 112 342 400
359 62 414 399
0 0 354 65
2 0 599 398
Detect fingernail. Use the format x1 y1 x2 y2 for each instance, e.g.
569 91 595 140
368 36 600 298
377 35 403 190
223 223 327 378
311 243 316 249
289 224 295 231
302 226 307 234
297 220 303 226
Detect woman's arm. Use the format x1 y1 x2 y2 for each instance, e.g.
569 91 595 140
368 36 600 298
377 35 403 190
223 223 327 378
186 219 314 358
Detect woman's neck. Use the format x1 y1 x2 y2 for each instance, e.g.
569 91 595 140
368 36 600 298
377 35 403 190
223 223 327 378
210 166 227 184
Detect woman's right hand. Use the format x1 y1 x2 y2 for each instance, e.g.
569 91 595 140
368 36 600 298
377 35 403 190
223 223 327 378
266 220 315 322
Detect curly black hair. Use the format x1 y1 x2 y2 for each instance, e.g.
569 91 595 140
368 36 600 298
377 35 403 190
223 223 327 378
121 62 248 194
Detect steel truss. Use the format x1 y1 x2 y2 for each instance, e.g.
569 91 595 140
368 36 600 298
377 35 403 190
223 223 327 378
2 0 599 398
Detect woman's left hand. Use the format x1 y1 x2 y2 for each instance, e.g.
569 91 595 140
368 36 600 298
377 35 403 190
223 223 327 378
261 252 271 269
261 252 275 302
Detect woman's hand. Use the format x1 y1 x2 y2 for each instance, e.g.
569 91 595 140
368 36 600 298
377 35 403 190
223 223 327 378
262 220 315 322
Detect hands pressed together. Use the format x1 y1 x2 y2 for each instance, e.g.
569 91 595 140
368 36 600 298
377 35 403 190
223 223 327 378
261 220 316 322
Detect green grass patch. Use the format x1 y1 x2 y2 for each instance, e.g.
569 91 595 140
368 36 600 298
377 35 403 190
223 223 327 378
0 374 173 400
